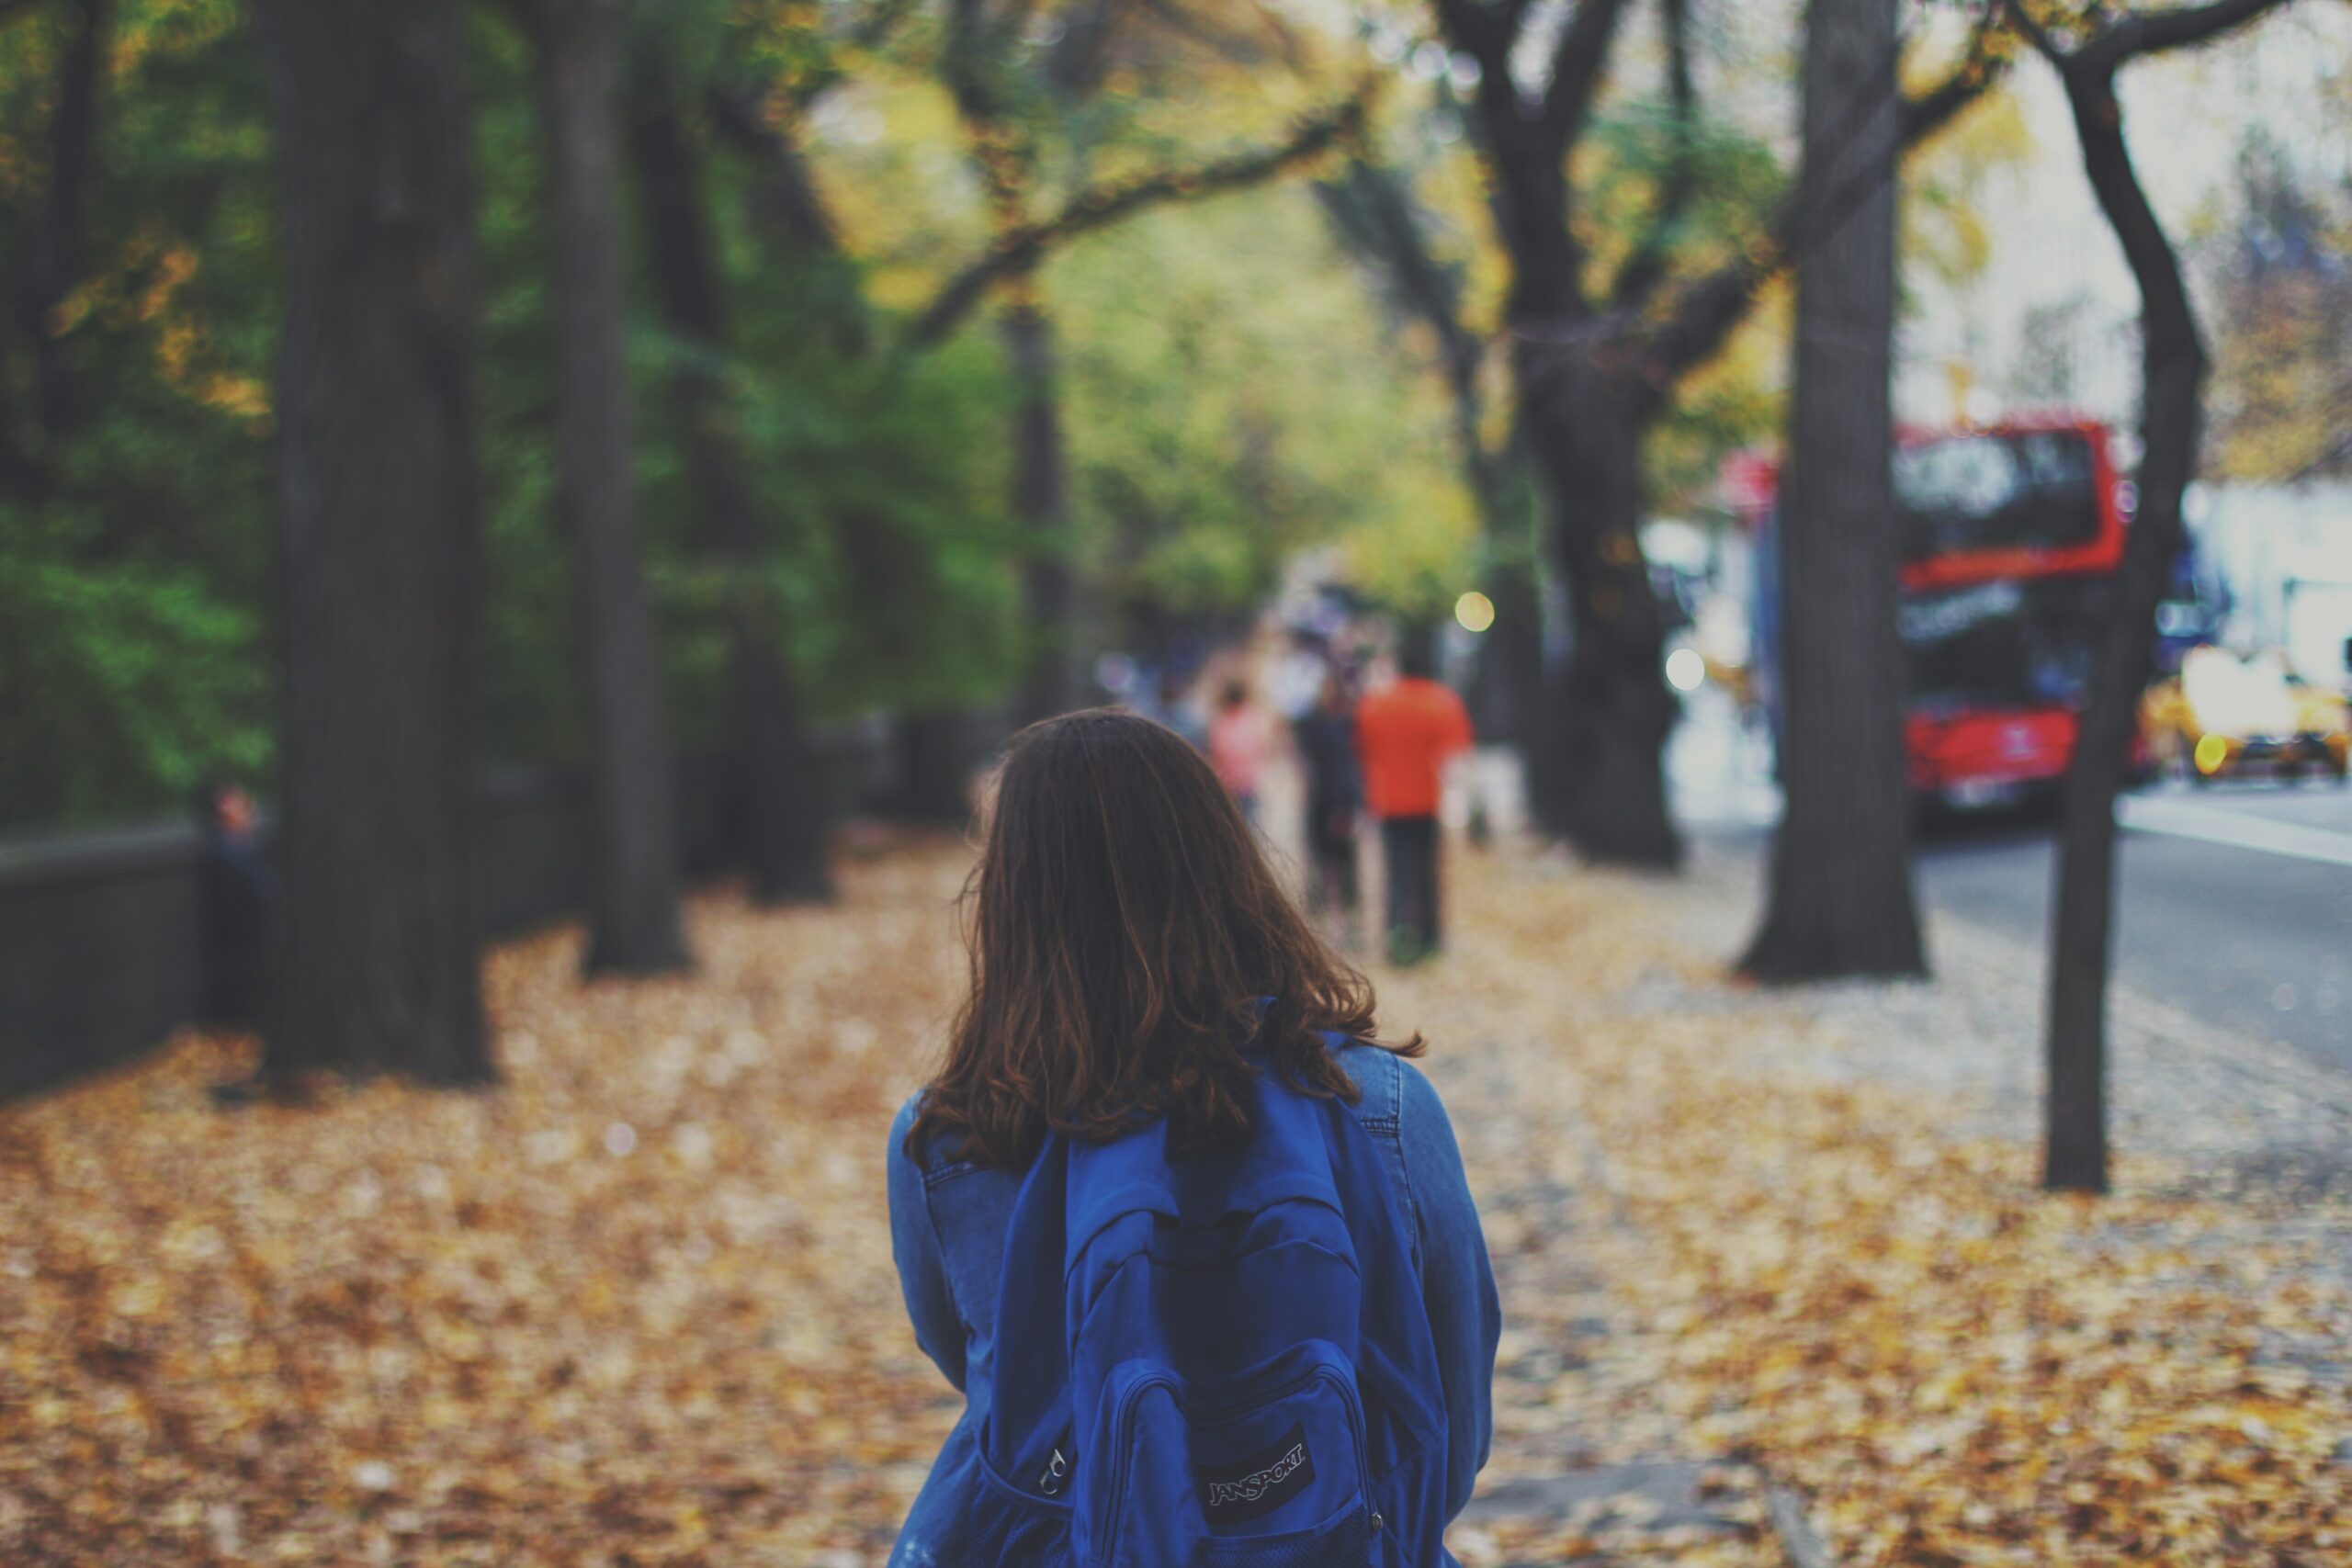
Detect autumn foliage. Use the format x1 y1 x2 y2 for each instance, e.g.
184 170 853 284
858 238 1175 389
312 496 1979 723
3 840 2346 1564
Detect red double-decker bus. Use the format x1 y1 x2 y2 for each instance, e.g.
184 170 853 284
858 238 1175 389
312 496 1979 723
1739 416 2132 812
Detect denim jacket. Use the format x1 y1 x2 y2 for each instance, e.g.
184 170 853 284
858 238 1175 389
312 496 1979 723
885 1043 1501 1567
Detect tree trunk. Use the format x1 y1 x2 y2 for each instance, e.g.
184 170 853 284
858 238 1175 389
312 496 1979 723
1479 105 1681 864
533 0 691 974
1004 293 1080 726
256 0 491 1085
1462 412 1543 754
628 59 832 904
1740 0 1925 980
1520 358 1682 865
1480 555 1545 748
2042 62 2207 1195
898 709 980 823
1444 288 1546 761
1434 0 2005 867
11 0 109 466
708 83 869 354
727 604 830 899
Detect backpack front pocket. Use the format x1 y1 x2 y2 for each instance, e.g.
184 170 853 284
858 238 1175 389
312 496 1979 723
1096 1345 1376 1567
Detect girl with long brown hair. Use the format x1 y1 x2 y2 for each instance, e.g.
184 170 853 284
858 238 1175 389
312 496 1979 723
886 709 1497 1566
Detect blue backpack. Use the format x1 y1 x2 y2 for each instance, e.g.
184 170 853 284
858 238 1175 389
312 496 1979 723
972 1048 1450 1566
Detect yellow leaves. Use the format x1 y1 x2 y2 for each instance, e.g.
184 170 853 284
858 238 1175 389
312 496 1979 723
107 0 243 83
1368 843 2352 1566
4 834 2344 1563
46 224 274 427
1901 67 2031 298
1913 1367 1970 1413
0 848 975 1563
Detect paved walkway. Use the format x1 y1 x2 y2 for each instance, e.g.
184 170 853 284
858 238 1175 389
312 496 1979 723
1353 806 2352 1564
1234 732 2352 1560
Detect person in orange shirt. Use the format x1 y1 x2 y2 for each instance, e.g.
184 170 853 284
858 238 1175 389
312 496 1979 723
1355 633 1473 964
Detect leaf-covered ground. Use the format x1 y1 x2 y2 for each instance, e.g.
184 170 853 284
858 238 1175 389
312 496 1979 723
1388 847 2352 1566
2 835 2346 1564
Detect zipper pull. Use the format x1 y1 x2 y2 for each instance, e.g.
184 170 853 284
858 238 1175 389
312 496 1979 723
1038 1446 1070 1495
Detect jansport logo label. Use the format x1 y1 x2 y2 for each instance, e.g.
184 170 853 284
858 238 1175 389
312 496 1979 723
1197 1424 1316 1522
1208 1444 1304 1508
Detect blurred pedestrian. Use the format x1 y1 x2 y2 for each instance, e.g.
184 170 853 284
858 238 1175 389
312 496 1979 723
1154 669 1210 752
1295 671 1363 946
1270 630 1329 723
194 779 273 1030
1356 634 1472 964
1207 678 1273 823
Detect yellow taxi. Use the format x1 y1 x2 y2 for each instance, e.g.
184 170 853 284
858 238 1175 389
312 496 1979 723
2141 646 2350 784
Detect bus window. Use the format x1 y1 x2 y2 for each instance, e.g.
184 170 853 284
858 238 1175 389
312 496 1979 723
1894 430 2102 562
1900 576 2108 715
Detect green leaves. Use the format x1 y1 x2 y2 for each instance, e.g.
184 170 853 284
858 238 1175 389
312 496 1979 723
0 1 276 829
1578 98 1786 310
1053 189 1476 626
0 505 268 827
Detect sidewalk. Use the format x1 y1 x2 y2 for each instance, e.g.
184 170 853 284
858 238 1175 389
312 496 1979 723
0 828 2345 1564
1391 832 2352 1565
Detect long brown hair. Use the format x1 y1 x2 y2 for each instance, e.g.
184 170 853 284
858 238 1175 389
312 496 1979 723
909 707 1419 1169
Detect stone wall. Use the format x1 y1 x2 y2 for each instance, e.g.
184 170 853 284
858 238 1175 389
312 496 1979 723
0 721 916 1100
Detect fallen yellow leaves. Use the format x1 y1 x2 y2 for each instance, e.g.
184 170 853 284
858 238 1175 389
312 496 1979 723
1386 845 2352 1567
1 836 2344 1565
0 848 971 1565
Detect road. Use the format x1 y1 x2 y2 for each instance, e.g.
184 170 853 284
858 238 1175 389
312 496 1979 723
1914 783 2352 1075
1665 694 2352 1077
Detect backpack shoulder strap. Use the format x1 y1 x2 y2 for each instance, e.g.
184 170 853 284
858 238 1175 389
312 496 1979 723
1064 1083 1343 1256
986 1130 1074 1481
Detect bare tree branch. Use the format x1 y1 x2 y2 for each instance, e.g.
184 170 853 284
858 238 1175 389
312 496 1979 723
1609 0 1699 310
1136 0 1289 67
1430 0 1528 91
2011 0 2290 73
2004 0 2201 349
844 0 920 56
2083 0 2292 71
2001 0 2294 334
1632 6 2007 389
944 0 1046 125
941 0 1001 116
1900 12 2003 141
1999 0 2065 62
1042 0 1122 96
1316 157 1504 516
1999 0 2299 1195
905 87 1371 349
707 83 841 254
480 0 547 43
775 0 922 113
1317 156 1482 377
1541 0 1641 139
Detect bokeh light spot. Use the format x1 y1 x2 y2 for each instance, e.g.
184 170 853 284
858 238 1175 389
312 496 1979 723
1665 648 1706 693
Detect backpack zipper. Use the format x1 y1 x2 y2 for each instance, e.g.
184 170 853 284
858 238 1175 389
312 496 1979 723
1102 1372 1180 1527
1326 1363 1374 1541
1314 1365 1379 1531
